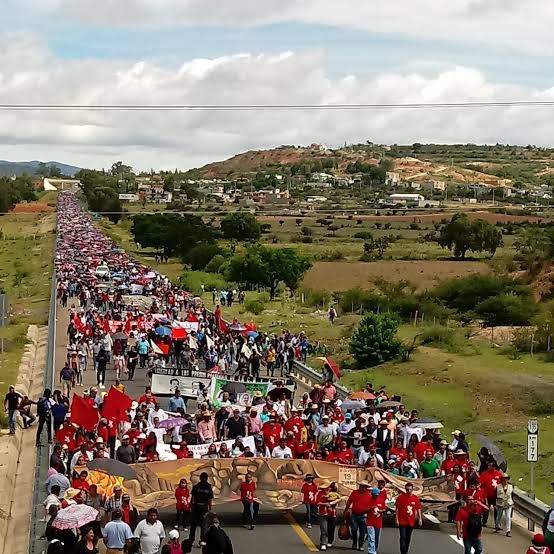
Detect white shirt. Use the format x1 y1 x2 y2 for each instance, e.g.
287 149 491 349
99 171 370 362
134 519 165 554
271 445 293 459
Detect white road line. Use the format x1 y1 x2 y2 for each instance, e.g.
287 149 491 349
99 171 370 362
449 534 464 547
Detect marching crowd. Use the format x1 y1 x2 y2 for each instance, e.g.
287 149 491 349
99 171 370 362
7 192 552 554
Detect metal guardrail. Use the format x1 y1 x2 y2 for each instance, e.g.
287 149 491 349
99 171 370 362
513 487 550 531
28 272 57 554
291 360 350 400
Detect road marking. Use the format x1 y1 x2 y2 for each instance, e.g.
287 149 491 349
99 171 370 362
284 512 319 552
449 534 464 546
424 513 440 525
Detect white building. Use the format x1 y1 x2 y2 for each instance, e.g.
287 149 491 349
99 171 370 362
43 178 80 191
385 172 400 186
423 180 446 193
387 193 426 207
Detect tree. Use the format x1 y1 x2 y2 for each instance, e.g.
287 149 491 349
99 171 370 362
328 224 339 236
362 236 395 260
474 294 538 326
111 161 133 177
279 219 285 227
183 242 224 270
225 245 311 298
301 226 313 237
350 312 402 367
438 213 503 259
220 212 261 241
0 175 37 213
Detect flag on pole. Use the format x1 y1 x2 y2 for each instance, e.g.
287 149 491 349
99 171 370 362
70 394 100 431
102 386 133 423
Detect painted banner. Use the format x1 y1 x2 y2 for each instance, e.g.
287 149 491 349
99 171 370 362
173 320 199 333
209 377 272 407
151 369 212 397
187 436 256 458
123 459 454 513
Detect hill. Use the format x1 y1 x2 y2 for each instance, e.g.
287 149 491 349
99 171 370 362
0 160 81 177
187 143 554 188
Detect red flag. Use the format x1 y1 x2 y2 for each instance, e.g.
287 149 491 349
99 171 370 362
70 394 100 431
102 386 133 423
245 321 257 332
219 318 229 334
171 327 187 340
325 357 341 379
153 340 170 356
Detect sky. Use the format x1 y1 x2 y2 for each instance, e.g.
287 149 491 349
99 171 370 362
1 0 554 171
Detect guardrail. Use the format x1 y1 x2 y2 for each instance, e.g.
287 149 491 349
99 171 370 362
514 487 550 531
28 272 57 554
291 360 350 400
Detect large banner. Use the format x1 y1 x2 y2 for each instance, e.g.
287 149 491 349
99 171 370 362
151 368 212 397
210 377 271 407
187 436 256 458
122 459 453 513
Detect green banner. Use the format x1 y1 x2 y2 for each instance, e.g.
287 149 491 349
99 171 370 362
209 377 271 407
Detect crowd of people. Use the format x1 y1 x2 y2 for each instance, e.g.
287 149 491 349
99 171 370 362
8 191 550 554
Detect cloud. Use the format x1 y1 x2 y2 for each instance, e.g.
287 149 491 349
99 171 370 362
19 0 554 55
1 32 554 170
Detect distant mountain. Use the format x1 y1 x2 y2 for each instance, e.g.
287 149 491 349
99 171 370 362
0 160 81 177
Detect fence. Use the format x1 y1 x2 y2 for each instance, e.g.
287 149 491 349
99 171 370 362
28 273 57 554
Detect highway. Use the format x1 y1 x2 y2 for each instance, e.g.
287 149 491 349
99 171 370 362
51 305 532 554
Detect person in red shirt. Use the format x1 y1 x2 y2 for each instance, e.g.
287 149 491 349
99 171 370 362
328 441 354 465
296 437 316 459
172 441 192 459
262 416 283 452
389 438 408 464
365 487 387 554
175 478 190 530
441 450 457 475
238 473 259 530
413 437 434 462
455 498 483 554
284 408 304 442
395 483 422 554
345 481 372 550
137 387 157 408
479 461 503 526
301 474 318 529
285 431 299 458
56 421 76 450
72 470 90 492
316 481 340 551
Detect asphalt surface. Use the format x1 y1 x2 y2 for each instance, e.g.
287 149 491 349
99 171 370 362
53 303 530 554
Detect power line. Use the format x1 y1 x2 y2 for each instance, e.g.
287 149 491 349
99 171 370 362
1 100 554 111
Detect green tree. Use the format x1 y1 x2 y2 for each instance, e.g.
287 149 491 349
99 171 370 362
474 294 538 326
182 242 224 270
220 212 261 241
350 312 402 367
111 161 133 177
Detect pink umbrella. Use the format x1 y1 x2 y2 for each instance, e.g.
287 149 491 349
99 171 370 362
157 417 187 429
52 504 99 530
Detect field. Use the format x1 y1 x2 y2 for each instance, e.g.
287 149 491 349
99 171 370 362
303 260 489 291
0 209 55 425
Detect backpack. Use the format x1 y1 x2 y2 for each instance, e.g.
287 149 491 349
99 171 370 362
37 397 51 416
466 512 482 538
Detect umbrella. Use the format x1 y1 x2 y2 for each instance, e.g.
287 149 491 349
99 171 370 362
267 386 293 401
377 400 402 409
230 323 246 332
475 434 508 472
117 284 130 290
339 399 366 412
317 356 341 379
157 417 188 429
350 390 376 400
246 330 259 339
155 326 172 337
112 332 128 341
412 417 444 430
87 458 138 480
154 316 172 325
52 504 99 530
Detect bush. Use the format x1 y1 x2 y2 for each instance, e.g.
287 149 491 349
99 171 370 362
350 312 402 367
245 299 265 315
301 288 334 308
338 288 382 313
301 236 314 243
315 250 346 261
179 271 228 295
418 326 464 352
204 254 226 273
182 242 224 270
474 294 538 326
353 231 374 240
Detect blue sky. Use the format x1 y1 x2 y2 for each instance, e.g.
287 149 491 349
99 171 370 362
1 1 554 169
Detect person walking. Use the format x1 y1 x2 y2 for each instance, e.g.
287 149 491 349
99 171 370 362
203 513 233 554
456 498 484 554
4 385 22 434
495 474 514 537
103 509 134 554
59 363 75 399
365 487 387 554
134 508 165 554
96 347 109 389
35 388 53 446
301 474 319 529
189 472 214 547
395 483 422 554
316 481 340 551
239 473 259 530
345 480 371 551
175 478 191 531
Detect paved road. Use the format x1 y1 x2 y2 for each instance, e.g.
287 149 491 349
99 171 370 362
53 302 530 554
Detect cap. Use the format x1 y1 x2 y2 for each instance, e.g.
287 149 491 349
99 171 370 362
345 413 352 419
359 480 371 487
311 404 319 409
371 488 380 496
254 391 263 397
169 530 180 540
532 534 545 547
452 430 461 436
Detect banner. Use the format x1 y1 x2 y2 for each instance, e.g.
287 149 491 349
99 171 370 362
209 377 272 407
173 320 199 333
123 459 454 513
187 436 256 458
151 371 212 397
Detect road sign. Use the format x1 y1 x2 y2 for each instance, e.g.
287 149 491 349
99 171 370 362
528 419 538 434
527 418 538 463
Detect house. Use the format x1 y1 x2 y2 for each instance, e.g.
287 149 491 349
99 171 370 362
385 172 400 186
422 180 446 193
306 195 328 203
305 181 333 189
310 172 333 182
386 193 426 207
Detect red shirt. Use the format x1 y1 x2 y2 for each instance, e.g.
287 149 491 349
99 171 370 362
441 459 457 475
316 490 337 517
296 442 316 459
72 478 90 491
262 422 283 451
365 497 386 528
328 449 353 465
284 417 304 442
175 486 190 510
413 442 434 462
389 446 407 463
286 437 299 458
240 482 256 503
479 469 503 500
465 487 488 514
347 489 372 516
301 482 318 505
395 493 421 527
137 393 157 406
455 506 481 539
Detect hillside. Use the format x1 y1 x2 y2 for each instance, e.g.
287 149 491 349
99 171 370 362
0 160 81 177
188 143 554 188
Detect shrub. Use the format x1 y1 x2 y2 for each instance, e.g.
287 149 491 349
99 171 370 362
245 298 265 315
474 294 538 326
353 231 374 240
316 250 346 261
301 288 334 307
182 242 224 271
338 288 382 313
350 312 402 367
418 325 463 352
301 236 314 243
204 254 226 273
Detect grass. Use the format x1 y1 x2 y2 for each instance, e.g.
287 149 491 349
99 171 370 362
0 210 55 425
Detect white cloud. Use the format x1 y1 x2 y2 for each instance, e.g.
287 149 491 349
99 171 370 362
19 0 554 55
1 32 554 170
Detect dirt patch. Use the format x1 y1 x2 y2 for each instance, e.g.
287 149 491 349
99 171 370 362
302 260 489 291
12 202 54 213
